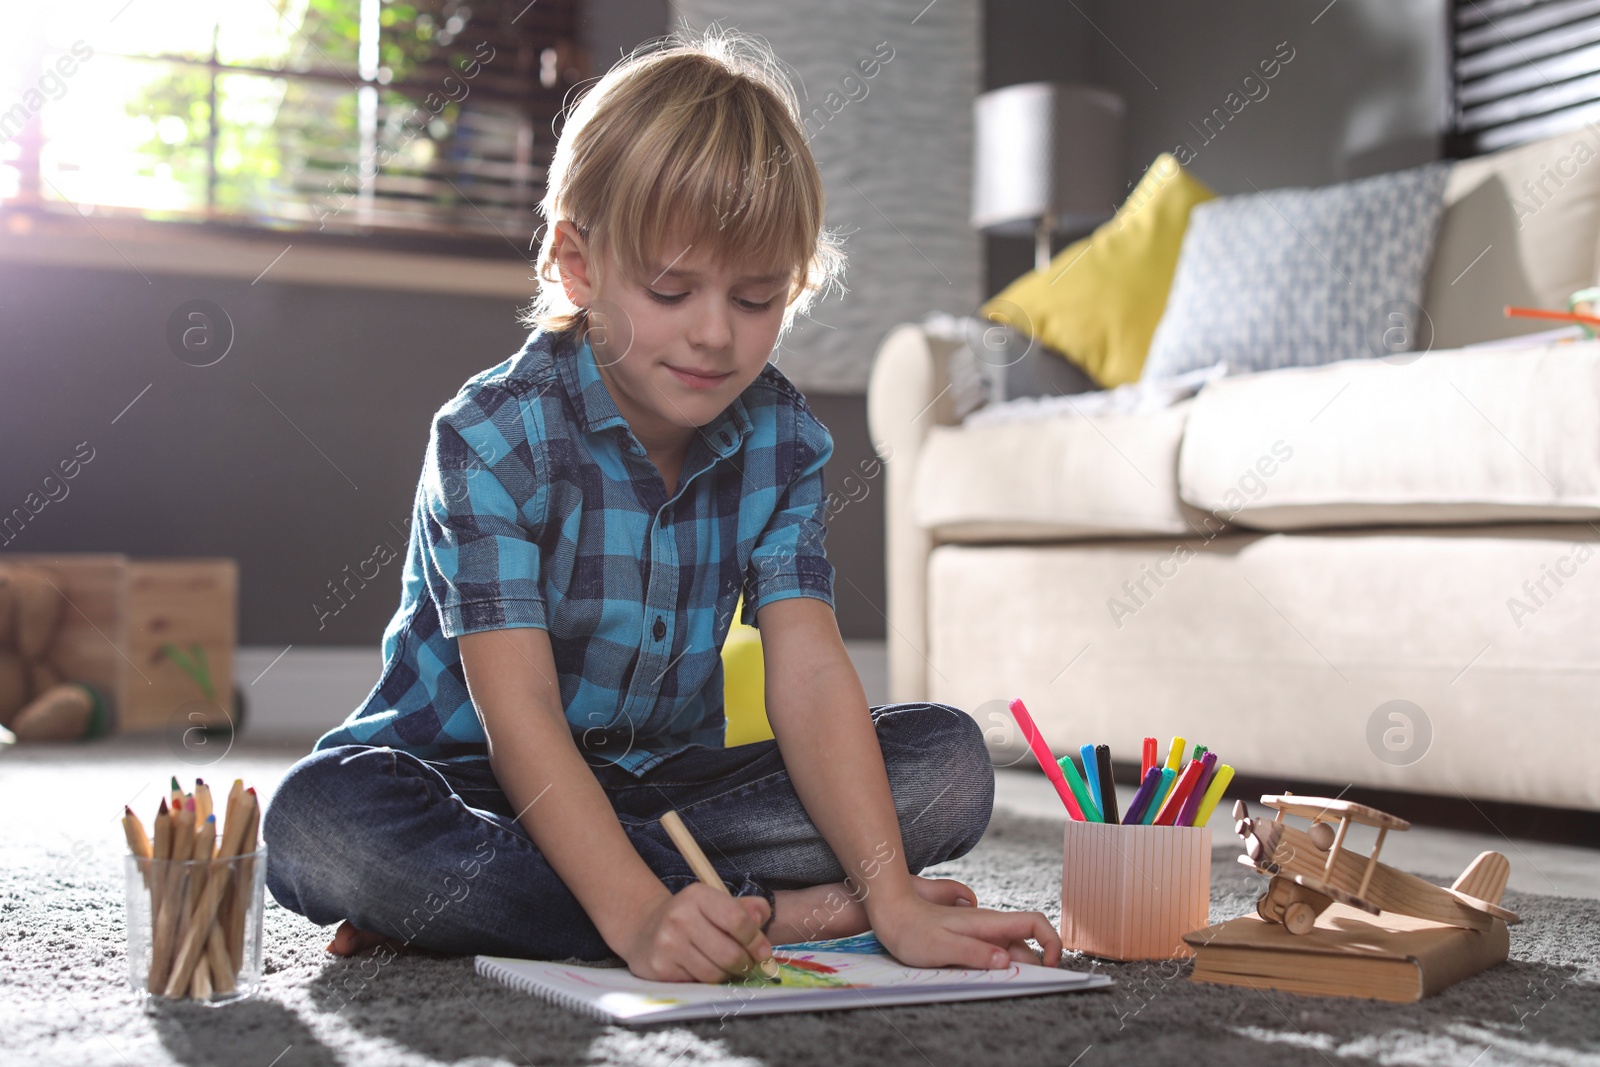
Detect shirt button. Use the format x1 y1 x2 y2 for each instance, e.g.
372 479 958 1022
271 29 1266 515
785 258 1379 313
719 431 731 446
652 617 666 640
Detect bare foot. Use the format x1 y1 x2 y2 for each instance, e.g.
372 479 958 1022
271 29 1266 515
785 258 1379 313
326 920 406 957
768 875 975 944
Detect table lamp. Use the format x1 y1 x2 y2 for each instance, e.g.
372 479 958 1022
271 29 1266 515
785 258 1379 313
971 82 1126 271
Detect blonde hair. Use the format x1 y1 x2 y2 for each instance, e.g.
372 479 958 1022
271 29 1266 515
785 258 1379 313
521 26 846 341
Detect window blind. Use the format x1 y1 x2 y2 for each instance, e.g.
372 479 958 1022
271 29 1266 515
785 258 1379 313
1453 0 1600 153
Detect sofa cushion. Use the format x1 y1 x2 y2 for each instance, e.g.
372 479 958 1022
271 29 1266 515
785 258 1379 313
1178 340 1600 529
1421 130 1600 350
913 400 1204 541
1142 162 1451 381
979 154 1216 388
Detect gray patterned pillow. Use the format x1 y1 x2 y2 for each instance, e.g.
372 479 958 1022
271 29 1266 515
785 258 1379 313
1140 162 1451 381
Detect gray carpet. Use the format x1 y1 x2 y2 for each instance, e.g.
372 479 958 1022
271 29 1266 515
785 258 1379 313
6 741 1599 1067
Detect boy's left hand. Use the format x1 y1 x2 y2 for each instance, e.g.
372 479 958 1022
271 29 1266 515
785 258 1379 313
869 889 1063 970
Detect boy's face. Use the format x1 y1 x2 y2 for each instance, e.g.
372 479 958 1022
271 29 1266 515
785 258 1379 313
552 220 791 455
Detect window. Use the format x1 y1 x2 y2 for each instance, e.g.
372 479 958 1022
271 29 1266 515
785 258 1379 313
1451 0 1600 155
1 0 585 253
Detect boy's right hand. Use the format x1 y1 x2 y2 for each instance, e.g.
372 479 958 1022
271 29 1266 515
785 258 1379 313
620 883 774 983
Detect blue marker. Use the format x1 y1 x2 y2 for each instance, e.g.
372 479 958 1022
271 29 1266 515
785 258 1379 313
1080 744 1102 815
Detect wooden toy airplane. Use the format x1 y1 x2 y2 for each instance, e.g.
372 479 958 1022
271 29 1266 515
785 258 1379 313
1233 794 1520 935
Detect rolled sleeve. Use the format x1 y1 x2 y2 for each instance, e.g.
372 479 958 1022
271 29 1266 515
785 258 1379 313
741 414 835 627
420 414 548 638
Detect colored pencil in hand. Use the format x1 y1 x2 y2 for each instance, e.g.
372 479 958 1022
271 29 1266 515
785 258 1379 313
659 809 780 982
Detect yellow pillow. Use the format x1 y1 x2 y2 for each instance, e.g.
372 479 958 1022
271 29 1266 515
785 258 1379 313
981 154 1216 387
720 595 773 745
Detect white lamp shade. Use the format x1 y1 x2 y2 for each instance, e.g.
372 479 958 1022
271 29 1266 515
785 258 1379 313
971 82 1126 236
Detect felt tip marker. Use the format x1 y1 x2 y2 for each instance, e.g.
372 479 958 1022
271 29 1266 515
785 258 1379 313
1122 766 1164 825
1193 764 1236 827
1141 767 1177 825
1057 755 1103 823
1175 751 1219 828
1094 744 1119 825
1080 744 1102 815
1006 699 1086 820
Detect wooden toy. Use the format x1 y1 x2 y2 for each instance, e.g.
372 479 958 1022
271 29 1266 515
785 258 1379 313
0 555 237 740
1233 794 1519 935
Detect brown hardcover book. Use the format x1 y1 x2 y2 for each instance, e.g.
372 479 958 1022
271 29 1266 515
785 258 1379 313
1182 903 1510 1002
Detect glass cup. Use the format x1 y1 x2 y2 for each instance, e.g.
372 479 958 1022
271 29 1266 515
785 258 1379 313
125 846 267 1004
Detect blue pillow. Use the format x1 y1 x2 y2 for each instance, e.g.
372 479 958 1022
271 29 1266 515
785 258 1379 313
1141 162 1451 381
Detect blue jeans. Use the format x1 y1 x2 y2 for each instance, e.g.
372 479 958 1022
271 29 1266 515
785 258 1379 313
264 702 994 960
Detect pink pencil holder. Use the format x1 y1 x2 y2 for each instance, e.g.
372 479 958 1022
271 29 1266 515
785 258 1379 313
1060 822 1211 960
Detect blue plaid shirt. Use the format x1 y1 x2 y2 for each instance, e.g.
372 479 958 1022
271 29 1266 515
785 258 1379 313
316 325 835 775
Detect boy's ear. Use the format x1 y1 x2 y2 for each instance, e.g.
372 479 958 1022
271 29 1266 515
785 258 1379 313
553 219 594 307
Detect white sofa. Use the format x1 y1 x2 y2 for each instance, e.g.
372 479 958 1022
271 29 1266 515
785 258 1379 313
868 134 1600 812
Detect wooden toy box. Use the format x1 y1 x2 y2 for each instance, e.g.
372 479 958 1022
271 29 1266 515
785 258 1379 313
3 553 236 733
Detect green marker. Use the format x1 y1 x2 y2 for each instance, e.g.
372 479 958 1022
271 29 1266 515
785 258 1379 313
1056 755 1103 823
1141 767 1177 824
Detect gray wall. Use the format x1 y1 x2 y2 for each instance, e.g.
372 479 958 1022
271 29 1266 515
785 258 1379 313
670 0 983 393
0 258 888 645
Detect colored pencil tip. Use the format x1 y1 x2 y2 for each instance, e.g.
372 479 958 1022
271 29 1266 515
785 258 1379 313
205 814 216 824
124 804 134 816
185 796 196 810
157 798 168 814
246 786 257 795
170 775 181 791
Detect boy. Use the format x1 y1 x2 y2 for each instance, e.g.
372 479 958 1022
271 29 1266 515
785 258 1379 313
265 28 1061 983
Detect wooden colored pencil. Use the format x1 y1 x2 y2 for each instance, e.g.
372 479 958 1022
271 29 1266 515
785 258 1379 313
122 805 152 887
659 809 780 982
225 790 261 972
148 797 196 992
165 790 256 996
213 780 245 974
169 776 183 811
190 954 212 999
207 923 236 995
194 778 213 825
175 810 214 975
185 814 217 915
149 798 171 922
166 799 200 985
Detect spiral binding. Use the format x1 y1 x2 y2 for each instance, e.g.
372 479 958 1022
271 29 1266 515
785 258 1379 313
475 956 612 1024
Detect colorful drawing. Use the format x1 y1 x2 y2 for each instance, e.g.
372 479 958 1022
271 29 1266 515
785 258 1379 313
777 930 884 954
